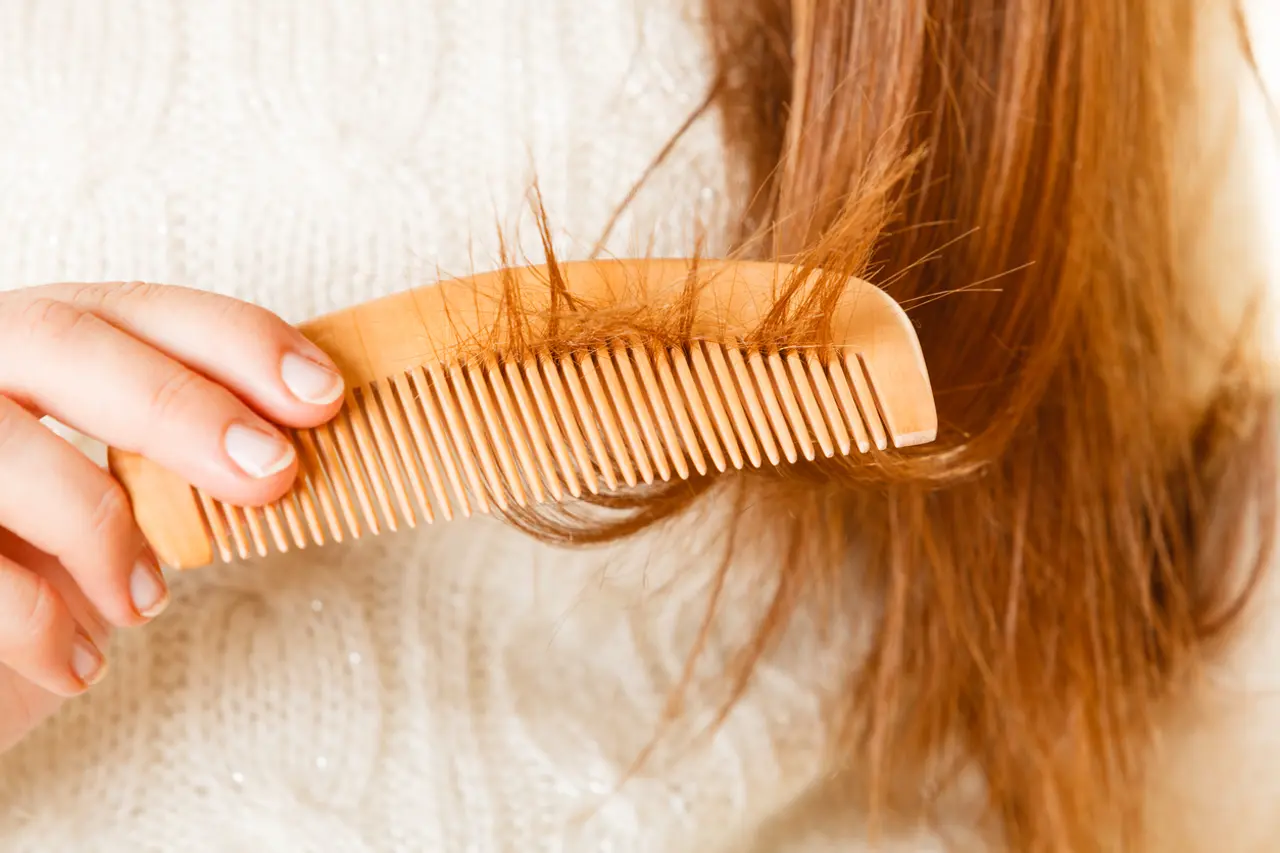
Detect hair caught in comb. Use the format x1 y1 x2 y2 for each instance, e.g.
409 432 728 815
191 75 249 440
489 1 1280 850
109 253 935 568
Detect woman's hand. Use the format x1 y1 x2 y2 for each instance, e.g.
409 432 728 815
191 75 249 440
0 281 345 751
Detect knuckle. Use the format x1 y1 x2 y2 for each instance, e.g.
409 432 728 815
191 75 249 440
212 294 270 330
66 280 160 312
147 368 205 423
206 292 290 341
99 280 160 308
87 480 135 555
14 297 92 343
12 576 61 646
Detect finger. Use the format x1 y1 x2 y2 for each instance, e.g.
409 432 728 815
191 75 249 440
0 299 300 505
37 281 344 426
0 527 113 645
0 552 105 697
0 398 166 628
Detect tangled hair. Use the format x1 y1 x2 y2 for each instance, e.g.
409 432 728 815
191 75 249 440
483 0 1278 850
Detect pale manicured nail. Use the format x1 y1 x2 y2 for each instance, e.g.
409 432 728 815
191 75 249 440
281 352 344 405
130 553 169 619
225 423 296 478
71 633 106 687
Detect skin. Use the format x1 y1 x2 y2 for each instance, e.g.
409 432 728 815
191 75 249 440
0 281 345 752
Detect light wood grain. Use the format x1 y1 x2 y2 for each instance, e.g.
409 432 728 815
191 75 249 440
109 258 936 569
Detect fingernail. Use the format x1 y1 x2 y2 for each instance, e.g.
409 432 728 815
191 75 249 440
71 632 106 687
281 352 344 405
225 423 295 478
130 551 169 619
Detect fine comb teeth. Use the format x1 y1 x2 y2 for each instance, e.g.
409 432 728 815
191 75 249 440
108 258 936 569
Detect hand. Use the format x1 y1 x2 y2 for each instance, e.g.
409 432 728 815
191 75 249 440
0 282 345 751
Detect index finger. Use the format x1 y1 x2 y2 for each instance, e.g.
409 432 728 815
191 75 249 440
0 300 300 506
37 281 345 428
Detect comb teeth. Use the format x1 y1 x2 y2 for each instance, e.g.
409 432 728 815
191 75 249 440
193 342 896 562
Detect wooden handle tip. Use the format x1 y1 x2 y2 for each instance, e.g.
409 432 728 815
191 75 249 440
107 448 214 570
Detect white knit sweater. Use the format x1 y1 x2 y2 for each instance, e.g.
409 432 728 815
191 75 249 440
2 2 1280 852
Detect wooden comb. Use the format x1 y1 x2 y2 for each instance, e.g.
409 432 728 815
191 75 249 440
107 258 936 569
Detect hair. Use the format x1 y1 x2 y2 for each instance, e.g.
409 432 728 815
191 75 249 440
478 1 1278 850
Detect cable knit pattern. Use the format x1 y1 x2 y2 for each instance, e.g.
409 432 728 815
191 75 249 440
2 2 1280 852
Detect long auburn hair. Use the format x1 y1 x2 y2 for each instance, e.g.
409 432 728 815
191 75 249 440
499 0 1278 849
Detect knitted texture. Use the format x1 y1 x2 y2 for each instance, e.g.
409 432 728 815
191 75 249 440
2 2 1280 852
